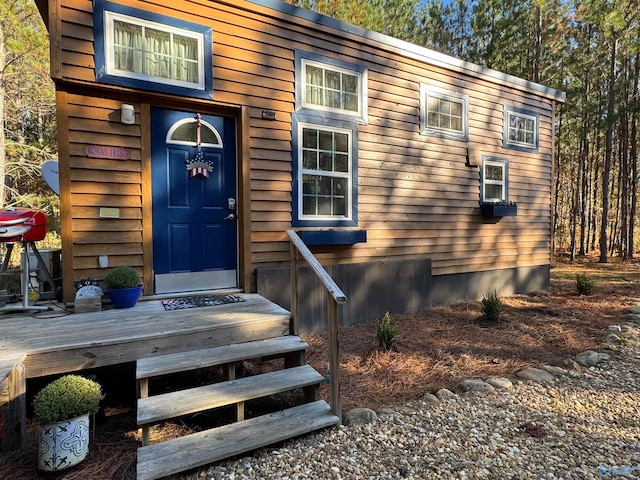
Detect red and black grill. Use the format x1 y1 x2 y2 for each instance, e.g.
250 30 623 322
0 207 52 312
0 208 47 243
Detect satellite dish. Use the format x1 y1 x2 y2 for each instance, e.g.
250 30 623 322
41 161 60 196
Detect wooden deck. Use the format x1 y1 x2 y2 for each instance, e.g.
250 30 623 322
0 293 290 403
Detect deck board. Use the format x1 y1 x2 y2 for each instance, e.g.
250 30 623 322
0 294 290 398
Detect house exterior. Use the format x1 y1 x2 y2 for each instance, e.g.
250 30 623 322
36 0 565 330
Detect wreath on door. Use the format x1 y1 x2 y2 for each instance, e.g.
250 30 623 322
185 113 215 178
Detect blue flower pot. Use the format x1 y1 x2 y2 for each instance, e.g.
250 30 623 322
107 286 142 309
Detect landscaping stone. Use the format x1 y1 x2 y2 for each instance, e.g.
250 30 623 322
485 377 513 390
342 408 378 426
420 393 442 405
564 358 583 372
515 367 555 382
435 388 456 401
605 333 623 344
574 350 610 367
540 365 566 376
460 379 496 394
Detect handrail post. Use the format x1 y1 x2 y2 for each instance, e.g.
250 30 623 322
327 293 341 423
290 241 299 335
286 229 344 424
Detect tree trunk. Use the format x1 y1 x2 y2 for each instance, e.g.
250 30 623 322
630 54 639 259
0 18 6 207
600 36 617 263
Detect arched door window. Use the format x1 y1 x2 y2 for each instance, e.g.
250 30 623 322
166 118 223 147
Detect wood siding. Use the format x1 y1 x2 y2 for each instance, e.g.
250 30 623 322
52 0 560 297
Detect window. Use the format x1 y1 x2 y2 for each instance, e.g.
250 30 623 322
167 118 222 147
292 115 358 227
504 106 539 151
420 85 468 140
482 158 508 203
94 0 213 99
295 51 368 124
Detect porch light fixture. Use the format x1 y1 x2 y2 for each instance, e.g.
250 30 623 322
121 104 135 124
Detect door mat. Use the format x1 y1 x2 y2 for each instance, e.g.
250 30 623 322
161 294 244 311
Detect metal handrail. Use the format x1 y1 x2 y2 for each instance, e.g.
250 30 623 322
286 229 344 423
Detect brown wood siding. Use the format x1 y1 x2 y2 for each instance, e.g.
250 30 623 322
65 91 143 284
54 0 559 290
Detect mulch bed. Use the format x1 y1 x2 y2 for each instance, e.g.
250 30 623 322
1 259 636 479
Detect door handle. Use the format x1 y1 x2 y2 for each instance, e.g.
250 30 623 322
224 214 236 221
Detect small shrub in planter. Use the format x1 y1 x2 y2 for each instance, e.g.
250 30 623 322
376 311 398 352
33 375 103 472
103 266 142 308
576 274 594 295
481 291 503 322
103 266 141 290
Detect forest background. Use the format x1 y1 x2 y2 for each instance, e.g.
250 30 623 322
1 0 639 262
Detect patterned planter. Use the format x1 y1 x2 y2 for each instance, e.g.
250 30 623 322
38 413 90 471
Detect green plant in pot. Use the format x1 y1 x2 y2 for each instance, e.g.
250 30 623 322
33 375 104 472
103 265 142 308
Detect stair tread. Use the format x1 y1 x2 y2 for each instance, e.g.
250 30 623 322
137 364 323 425
137 400 339 480
137 336 308 379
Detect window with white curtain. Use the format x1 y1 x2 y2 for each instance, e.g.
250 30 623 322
104 11 205 90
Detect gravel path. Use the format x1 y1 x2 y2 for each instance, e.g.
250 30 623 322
178 321 640 480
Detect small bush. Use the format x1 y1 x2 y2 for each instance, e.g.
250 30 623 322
33 375 104 425
481 291 503 322
576 274 594 295
103 266 141 289
376 311 398 352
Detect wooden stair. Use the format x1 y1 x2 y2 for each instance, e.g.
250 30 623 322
136 336 339 480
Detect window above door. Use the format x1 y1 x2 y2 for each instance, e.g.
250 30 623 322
94 0 213 99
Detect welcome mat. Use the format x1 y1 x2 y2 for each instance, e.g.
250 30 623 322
161 294 244 311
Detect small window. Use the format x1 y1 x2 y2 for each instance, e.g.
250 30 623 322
295 51 368 124
504 106 539 151
420 85 468 140
94 0 213 99
482 158 508 203
292 115 358 227
167 118 222 147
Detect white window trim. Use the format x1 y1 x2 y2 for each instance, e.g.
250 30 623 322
103 10 206 91
482 158 507 203
297 122 353 222
301 58 366 120
166 118 223 148
420 84 469 140
504 108 538 150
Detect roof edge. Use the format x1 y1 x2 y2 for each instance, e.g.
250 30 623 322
246 0 566 103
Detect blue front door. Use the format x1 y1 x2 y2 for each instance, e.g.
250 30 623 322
151 108 237 294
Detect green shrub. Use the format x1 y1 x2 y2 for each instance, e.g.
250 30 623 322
575 274 594 295
103 266 141 289
33 375 103 425
481 291 503 322
376 311 398 352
